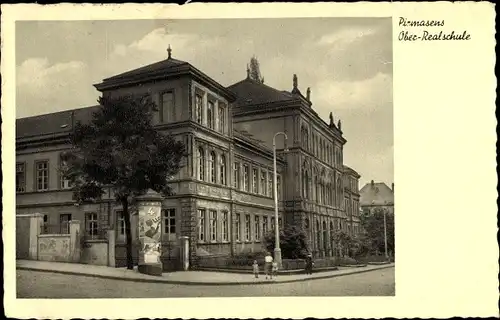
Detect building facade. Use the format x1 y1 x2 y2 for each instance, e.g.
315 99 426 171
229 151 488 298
359 180 394 215
16 49 361 268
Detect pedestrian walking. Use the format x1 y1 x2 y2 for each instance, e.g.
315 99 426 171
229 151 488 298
305 253 314 275
272 261 278 279
264 252 273 279
252 260 260 278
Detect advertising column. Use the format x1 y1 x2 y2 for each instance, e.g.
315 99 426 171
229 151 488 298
136 189 164 276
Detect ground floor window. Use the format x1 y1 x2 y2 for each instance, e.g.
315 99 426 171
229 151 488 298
85 212 99 239
59 213 72 234
116 211 125 237
209 210 217 242
221 211 229 242
163 208 176 241
244 214 251 241
235 213 241 241
254 216 261 240
198 209 206 242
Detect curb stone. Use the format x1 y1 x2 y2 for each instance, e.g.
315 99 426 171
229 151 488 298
17 264 394 286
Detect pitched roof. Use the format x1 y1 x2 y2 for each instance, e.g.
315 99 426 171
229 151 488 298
102 57 187 82
16 106 99 139
343 165 361 178
95 55 236 102
359 182 394 206
227 78 297 107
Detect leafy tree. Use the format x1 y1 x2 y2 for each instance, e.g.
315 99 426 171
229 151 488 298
264 224 309 259
62 94 186 269
360 207 395 256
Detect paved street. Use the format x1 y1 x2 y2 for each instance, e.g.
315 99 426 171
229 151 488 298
17 267 394 298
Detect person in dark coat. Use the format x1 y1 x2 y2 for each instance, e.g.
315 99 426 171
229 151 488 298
305 253 314 275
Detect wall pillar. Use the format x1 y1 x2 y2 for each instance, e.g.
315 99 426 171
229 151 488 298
29 213 43 260
136 189 164 276
179 236 190 271
69 220 81 262
107 229 116 267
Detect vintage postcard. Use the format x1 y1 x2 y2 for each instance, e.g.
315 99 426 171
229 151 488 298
2 2 497 319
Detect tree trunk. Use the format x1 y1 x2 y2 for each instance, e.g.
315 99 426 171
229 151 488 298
121 197 134 270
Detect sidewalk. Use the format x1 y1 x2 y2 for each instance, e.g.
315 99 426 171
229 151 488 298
16 260 394 286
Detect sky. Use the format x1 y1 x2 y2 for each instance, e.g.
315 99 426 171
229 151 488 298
16 18 393 187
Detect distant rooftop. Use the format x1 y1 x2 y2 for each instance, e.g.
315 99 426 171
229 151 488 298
359 181 394 206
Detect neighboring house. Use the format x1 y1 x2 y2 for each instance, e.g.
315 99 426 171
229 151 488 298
16 48 362 268
359 180 394 215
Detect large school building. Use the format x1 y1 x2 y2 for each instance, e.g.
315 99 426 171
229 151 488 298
16 48 361 269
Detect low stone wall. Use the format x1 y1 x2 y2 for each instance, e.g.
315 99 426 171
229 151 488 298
198 255 345 271
38 234 72 262
81 240 109 266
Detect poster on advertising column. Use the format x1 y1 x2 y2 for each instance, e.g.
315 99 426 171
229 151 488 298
138 205 162 264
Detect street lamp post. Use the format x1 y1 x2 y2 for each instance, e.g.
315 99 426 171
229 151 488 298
273 131 288 269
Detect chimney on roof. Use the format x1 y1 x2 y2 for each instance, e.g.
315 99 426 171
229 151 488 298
391 183 394 192
306 87 311 101
371 180 374 187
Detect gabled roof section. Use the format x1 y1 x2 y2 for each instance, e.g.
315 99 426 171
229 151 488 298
16 106 99 139
94 51 236 102
359 181 394 206
228 78 297 107
343 165 361 178
103 58 187 82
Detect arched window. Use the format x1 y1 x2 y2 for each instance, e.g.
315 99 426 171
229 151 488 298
316 219 321 251
305 218 310 230
303 170 309 198
209 151 216 183
302 126 309 150
219 155 226 185
198 147 205 181
316 176 320 203
337 178 342 207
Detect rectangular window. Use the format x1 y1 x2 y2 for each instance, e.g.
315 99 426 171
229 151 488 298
59 213 72 234
160 91 175 123
86 212 99 239
221 211 229 242
245 214 251 241
271 217 275 230
35 160 49 191
207 100 215 129
117 211 125 237
195 94 203 124
252 168 258 193
233 162 240 188
260 170 267 195
16 162 26 192
218 105 225 134
163 209 176 241
209 210 217 242
254 216 261 240
235 213 241 241
243 164 249 192
267 172 273 197
220 155 226 186
60 157 72 190
263 216 268 235
198 209 206 242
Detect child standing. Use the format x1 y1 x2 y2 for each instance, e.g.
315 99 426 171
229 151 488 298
272 261 278 279
252 260 260 278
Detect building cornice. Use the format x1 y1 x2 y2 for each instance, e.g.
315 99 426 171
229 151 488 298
94 65 237 102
